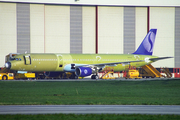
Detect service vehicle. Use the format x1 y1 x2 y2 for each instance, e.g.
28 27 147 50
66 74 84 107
0 73 14 80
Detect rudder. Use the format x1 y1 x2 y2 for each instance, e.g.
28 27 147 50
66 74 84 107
133 29 157 55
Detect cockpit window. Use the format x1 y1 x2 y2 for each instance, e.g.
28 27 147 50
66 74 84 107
10 57 15 60
10 58 21 61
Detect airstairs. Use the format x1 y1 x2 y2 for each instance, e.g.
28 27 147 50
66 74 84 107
160 68 172 78
140 64 162 78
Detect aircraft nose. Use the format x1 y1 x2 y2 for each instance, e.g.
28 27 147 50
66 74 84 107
5 62 11 69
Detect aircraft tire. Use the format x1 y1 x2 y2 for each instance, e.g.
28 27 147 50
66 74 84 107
91 75 95 79
91 75 99 79
75 76 78 79
95 75 99 79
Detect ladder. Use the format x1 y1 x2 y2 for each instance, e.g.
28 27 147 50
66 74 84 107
161 68 172 78
141 64 162 78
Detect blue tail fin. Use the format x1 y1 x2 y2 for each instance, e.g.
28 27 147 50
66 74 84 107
133 29 157 55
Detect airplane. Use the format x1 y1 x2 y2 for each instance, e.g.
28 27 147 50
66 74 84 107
4 29 172 79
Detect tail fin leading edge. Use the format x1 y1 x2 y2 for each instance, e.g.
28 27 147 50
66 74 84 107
133 29 157 55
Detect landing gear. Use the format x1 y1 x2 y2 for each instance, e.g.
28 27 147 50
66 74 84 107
91 67 99 79
91 75 99 79
69 73 78 79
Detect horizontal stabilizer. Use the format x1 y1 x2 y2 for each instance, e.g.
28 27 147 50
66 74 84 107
149 57 173 61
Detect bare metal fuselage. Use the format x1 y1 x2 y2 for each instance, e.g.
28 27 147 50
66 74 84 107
7 53 157 72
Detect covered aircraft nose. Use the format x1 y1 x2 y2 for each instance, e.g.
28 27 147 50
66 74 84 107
5 62 11 69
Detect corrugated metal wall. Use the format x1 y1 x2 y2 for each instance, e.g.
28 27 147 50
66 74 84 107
175 7 180 67
123 7 135 54
17 3 30 53
70 6 82 54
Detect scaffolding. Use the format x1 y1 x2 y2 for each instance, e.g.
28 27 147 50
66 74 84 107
160 68 172 78
99 67 116 79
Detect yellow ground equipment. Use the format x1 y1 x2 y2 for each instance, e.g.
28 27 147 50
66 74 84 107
101 71 116 79
15 73 35 80
125 69 142 79
0 72 35 80
124 66 142 79
140 64 162 78
100 67 116 79
160 68 172 78
0 67 10 73
0 73 14 80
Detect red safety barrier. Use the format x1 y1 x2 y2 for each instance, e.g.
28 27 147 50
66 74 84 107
173 68 180 78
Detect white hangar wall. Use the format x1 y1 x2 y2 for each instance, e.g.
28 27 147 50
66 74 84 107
82 6 96 54
0 2 179 68
45 5 70 53
0 3 17 67
98 6 123 54
150 7 175 68
30 4 45 53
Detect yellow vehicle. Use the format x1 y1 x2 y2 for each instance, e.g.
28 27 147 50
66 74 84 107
15 73 35 80
0 72 36 80
126 70 142 79
0 73 14 80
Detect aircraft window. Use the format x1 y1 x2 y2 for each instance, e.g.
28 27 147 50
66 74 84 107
16 58 19 61
10 57 15 60
59 64 63 67
19 58 21 61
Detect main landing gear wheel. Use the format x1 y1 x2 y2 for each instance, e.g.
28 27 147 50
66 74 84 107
69 73 78 79
91 75 99 79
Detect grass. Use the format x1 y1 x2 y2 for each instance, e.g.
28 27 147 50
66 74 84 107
0 80 180 105
0 80 180 120
0 114 180 120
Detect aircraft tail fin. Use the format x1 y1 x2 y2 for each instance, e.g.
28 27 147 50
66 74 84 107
133 29 157 55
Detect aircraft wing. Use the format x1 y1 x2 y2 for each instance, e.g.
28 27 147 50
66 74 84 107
77 60 144 69
77 56 172 68
90 60 144 67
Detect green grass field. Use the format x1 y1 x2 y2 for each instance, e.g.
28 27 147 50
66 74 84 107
0 114 180 120
0 79 180 105
0 80 180 119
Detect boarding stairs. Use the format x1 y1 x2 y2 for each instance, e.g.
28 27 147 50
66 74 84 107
141 64 162 78
160 68 172 78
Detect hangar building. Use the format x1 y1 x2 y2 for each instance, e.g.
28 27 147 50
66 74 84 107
0 0 180 68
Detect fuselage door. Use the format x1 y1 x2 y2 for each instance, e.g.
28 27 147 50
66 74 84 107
24 55 31 65
58 55 63 67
